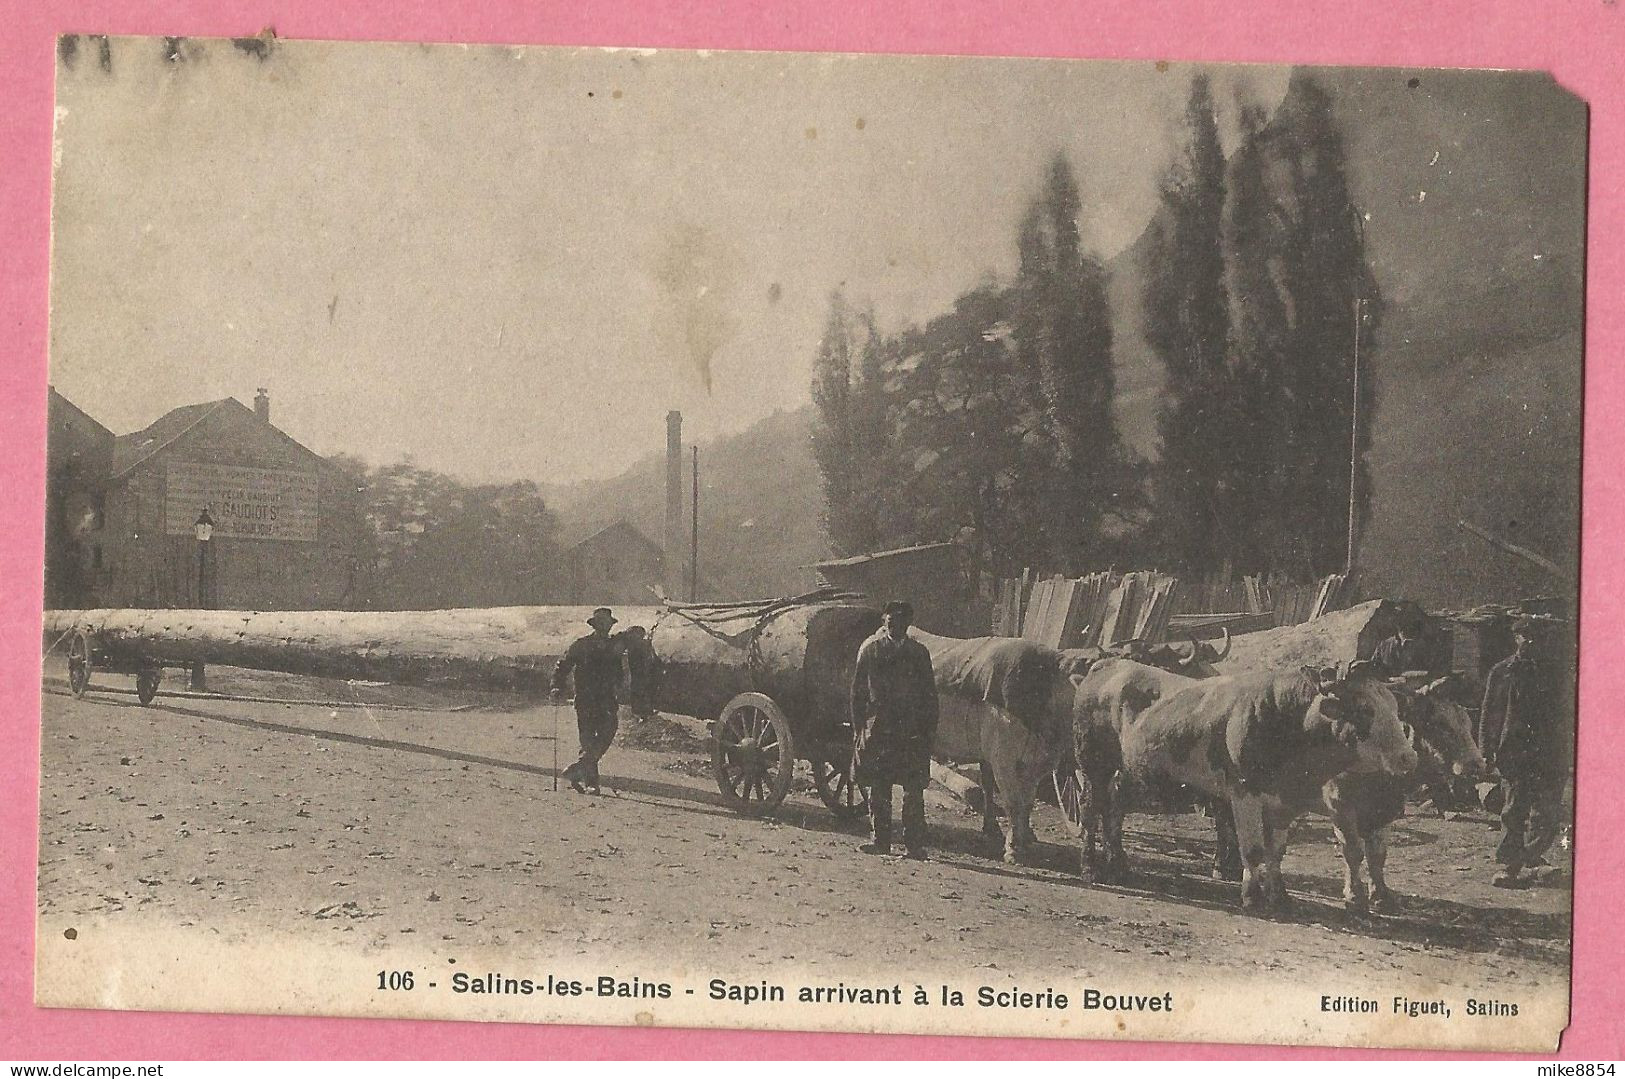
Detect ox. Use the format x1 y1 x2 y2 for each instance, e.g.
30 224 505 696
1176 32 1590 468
1062 633 1233 881
1211 674 1486 912
1111 664 1418 911
1068 658 1203 882
917 632 1078 864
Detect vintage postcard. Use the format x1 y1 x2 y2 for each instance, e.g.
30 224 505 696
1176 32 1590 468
39 36 1582 1051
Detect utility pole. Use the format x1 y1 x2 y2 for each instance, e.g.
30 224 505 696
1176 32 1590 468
1345 296 1365 577
690 446 700 601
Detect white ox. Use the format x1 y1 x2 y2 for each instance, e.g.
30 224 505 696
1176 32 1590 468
914 631 1080 864
1119 666 1419 911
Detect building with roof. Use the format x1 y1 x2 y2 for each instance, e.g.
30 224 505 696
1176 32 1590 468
560 518 729 604
48 389 365 611
564 520 666 605
45 387 116 608
812 540 990 636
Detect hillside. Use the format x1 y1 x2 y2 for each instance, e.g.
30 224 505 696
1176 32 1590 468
549 68 1584 610
1105 67 1584 607
547 407 826 599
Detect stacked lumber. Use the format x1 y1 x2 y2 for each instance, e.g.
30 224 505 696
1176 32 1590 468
995 569 1178 649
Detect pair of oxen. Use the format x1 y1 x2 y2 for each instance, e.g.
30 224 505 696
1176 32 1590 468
921 630 1485 914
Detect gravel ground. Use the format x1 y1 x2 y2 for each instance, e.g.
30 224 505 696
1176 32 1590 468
33 662 1573 1044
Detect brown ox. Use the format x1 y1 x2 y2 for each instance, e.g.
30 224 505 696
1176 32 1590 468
1112 665 1417 911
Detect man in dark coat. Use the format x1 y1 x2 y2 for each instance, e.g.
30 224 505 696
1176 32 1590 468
614 625 661 720
551 607 624 794
1480 617 1574 886
1370 614 1432 677
850 600 939 859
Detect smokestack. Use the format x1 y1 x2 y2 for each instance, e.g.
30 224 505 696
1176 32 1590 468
254 388 270 423
665 410 682 597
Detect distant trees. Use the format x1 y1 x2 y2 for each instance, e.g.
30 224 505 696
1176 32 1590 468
1014 154 1133 569
810 291 886 557
332 455 566 609
809 71 1376 581
1216 72 1379 576
1142 74 1231 572
1146 70 1378 577
810 155 1131 576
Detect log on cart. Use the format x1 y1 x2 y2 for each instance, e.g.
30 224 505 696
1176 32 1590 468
45 593 883 820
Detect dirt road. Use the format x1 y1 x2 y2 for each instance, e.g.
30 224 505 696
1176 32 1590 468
33 664 1572 1044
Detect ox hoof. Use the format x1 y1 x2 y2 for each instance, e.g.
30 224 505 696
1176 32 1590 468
1343 895 1369 915
1002 850 1020 866
1371 890 1401 914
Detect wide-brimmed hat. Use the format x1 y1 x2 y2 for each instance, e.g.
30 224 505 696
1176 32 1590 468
588 607 618 627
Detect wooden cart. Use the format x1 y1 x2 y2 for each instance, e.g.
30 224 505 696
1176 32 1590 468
64 627 174 705
648 598 882 819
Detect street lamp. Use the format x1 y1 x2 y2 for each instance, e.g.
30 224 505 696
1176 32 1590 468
191 507 214 690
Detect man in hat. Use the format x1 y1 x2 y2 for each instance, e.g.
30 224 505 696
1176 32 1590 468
850 600 938 859
551 607 625 794
1480 616 1573 886
1370 612 1433 678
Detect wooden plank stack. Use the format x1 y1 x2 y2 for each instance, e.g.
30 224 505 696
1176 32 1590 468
993 567 1354 642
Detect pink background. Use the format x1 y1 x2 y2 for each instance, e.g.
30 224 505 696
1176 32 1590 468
2 0 1620 1060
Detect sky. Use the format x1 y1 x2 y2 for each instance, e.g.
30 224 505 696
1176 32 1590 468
48 39 1289 485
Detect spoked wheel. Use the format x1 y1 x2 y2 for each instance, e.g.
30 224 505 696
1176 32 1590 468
813 751 869 820
712 692 796 816
136 669 161 706
67 631 93 698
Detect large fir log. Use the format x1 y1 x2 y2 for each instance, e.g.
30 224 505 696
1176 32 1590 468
44 600 881 734
1214 598 1426 676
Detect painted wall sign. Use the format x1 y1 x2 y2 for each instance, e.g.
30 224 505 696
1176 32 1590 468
164 462 319 541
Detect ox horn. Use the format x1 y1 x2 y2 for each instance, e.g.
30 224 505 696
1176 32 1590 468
1176 636 1202 667
1212 626 1231 662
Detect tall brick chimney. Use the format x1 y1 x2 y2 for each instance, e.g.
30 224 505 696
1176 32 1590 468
665 410 683 598
254 388 270 423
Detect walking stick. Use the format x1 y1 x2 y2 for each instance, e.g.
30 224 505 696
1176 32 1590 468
552 699 559 792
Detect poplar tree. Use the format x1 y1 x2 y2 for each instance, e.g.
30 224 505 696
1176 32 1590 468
1143 75 1231 571
1014 153 1124 569
1222 73 1380 575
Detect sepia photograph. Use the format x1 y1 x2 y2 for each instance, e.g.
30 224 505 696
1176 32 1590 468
36 36 1583 1051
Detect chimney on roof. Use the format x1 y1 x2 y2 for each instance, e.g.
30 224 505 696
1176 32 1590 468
254 388 270 423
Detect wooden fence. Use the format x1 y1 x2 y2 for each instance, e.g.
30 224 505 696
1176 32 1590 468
993 569 1352 647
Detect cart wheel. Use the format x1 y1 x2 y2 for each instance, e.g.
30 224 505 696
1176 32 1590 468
813 754 869 820
1053 766 1086 839
136 670 161 706
713 692 796 816
67 632 93 698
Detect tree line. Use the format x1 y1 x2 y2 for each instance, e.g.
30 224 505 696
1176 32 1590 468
328 455 566 609
811 70 1378 580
